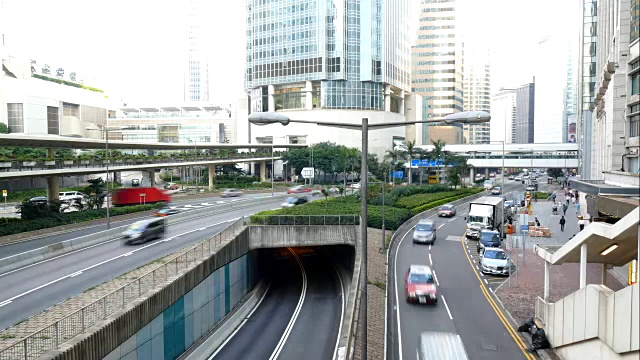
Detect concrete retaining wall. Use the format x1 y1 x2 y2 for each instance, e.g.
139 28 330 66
248 225 358 249
44 228 255 360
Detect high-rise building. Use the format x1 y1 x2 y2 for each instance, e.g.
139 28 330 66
184 0 210 103
514 82 535 144
411 0 464 145
490 88 516 144
577 0 598 178
243 0 416 157
462 44 491 144
562 32 578 143
534 34 567 143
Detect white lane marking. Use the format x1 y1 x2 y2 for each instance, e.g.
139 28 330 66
68 271 83 278
169 206 178 209
216 201 225 204
184 205 203 208
432 270 440 286
428 253 433 266
201 203 215 206
0 219 238 306
269 248 307 360
484 278 488 285
416 348 419 360
475 265 480 270
394 226 414 360
437 224 444 229
332 266 345 360
0 300 12 308
448 218 455 222
208 282 272 360
490 288 494 293
441 295 453 320
198 227 206 231
428 244 431 251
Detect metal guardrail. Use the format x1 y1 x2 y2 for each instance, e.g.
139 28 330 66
534 296 548 328
0 217 246 360
0 152 286 172
249 214 360 226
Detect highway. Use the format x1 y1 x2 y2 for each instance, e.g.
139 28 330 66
0 191 287 257
388 179 538 360
210 248 342 360
0 195 292 331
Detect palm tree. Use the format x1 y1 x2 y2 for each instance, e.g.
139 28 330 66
385 149 402 187
431 139 447 184
403 140 418 185
417 148 429 186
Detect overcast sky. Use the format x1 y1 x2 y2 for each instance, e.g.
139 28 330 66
2 0 578 106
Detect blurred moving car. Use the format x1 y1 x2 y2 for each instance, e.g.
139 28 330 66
221 189 243 198
405 265 438 304
491 187 502 195
122 218 166 245
413 219 436 244
508 175 515 180
281 196 309 208
163 183 179 190
153 208 181 217
479 247 510 275
438 204 456 217
287 185 312 194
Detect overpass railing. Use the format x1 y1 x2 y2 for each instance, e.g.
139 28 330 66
248 214 360 226
0 151 286 172
0 217 246 360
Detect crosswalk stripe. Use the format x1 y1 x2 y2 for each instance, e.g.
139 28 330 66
184 205 203 208
201 203 215 206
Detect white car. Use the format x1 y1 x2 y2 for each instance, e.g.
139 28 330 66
479 247 510 276
58 191 87 204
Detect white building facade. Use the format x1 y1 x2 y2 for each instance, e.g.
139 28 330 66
184 0 211 103
2 55 110 137
243 0 415 156
490 88 517 144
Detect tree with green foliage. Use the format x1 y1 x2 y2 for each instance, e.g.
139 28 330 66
385 149 403 186
547 168 564 179
83 178 107 210
402 140 418 185
0 123 8 134
447 166 462 189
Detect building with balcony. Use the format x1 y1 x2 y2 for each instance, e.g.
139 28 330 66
244 0 416 156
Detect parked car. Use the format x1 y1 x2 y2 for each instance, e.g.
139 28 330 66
413 219 436 244
477 229 501 253
405 265 438 304
281 196 309 208
514 176 522 181
58 191 87 204
479 247 510 275
221 189 243 198
153 208 181 217
438 204 456 217
465 222 483 241
122 218 166 245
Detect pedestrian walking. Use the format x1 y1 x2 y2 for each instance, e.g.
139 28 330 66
562 203 568 215
566 198 570 206
560 216 566 231
571 196 576 205
551 193 557 202
578 216 586 231
575 201 581 213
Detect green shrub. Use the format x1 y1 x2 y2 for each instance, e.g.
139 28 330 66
369 184 450 206
395 188 481 209
408 188 483 215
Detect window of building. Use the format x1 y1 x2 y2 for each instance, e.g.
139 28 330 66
47 106 59 135
632 71 639 96
7 103 24 133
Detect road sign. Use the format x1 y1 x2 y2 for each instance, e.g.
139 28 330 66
2 190 6 197
301 167 315 179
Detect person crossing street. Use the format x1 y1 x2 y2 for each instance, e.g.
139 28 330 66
559 216 566 231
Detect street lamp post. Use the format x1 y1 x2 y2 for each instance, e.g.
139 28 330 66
248 110 491 360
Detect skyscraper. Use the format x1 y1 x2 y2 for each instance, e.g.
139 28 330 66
462 43 491 144
490 88 517 144
411 0 464 144
244 0 415 155
562 30 578 143
514 82 535 144
577 0 597 178
184 0 210 103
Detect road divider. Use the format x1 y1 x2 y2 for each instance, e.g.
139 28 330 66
0 195 288 275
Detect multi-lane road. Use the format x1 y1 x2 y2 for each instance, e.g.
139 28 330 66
210 248 343 360
0 193 290 330
388 179 538 360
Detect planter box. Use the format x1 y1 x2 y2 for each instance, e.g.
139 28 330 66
63 160 74 165
81 160 90 165
22 161 36 167
45 161 56 166
0 162 11 168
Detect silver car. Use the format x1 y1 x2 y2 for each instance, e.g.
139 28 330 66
221 189 243 198
413 220 436 244
479 247 510 275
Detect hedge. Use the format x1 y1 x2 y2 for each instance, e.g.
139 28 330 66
409 190 482 215
0 203 163 237
369 184 451 206
395 188 482 210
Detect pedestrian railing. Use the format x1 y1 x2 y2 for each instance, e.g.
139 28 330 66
248 214 360 226
0 217 246 360
534 296 549 328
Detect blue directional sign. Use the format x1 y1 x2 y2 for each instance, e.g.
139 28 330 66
410 159 446 167
390 171 404 179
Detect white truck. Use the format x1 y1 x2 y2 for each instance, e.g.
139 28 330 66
417 331 469 360
465 196 505 236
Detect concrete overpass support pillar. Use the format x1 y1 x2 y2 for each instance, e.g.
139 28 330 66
543 260 550 302
384 84 391 112
148 171 156 187
469 167 475 183
485 168 489 178
579 243 587 289
47 176 60 202
259 161 267 182
208 165 215 190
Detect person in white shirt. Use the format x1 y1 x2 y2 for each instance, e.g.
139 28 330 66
578 216 586 231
